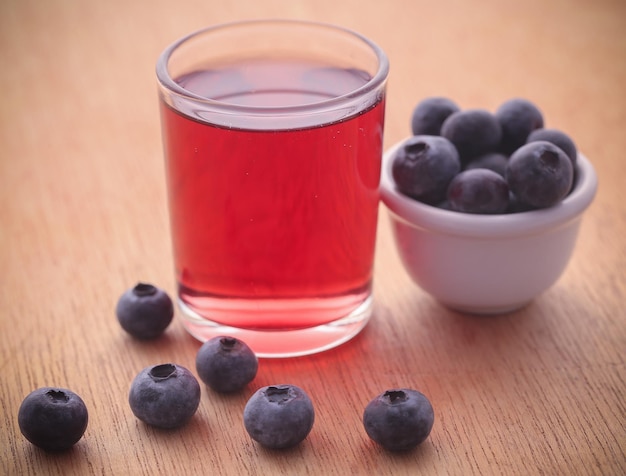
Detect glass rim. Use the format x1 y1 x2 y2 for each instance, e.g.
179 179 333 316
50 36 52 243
155 18 389 117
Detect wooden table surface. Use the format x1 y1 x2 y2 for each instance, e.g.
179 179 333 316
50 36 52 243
1 0 625 474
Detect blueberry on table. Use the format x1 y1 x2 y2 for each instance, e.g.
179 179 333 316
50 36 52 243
527 128 578 168
243 384 315 449
128 363 201 429
391 135 461 205
447 168 510 214
506 141 574 209
18 387 89 451
196 336 258 393
410 96 460 136
441 109 502 163
363 388 434 452
116 282 174 339
495 98 544 154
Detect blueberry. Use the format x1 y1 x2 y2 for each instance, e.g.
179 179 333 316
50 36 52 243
447 168 510 214
506 141 573 209
391 135 461 205
506 191 536 214
410 97 460 136
436 200 453 211
18 387 88 451
116 283 174 339
128 363 200 429
441 109 502 163
464 152 508 177
363 388 434 452
527 128 577 168
495 98 544 154
196 336 258 393
243 384 315 449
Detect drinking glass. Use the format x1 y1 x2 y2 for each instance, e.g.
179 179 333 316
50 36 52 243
157 19 389 357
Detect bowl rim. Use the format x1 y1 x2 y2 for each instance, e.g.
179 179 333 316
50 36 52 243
380 137 598 238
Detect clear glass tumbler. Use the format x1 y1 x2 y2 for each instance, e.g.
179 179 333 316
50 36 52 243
157 19 388 357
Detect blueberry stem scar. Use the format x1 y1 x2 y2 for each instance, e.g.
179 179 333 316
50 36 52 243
384 390 408 404
46 389 69 402
407 141 429 156
149 363 177 380
539 150 559 170
266 386 291 403
133 282 158 297
219 337 237 350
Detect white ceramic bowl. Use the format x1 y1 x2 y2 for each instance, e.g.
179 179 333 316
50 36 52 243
380 138 598 314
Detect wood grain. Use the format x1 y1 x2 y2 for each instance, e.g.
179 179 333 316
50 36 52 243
1 0 625 474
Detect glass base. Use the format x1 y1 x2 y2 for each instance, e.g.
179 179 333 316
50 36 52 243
178 295 373 358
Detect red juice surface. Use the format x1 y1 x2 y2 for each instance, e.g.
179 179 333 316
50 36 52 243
160 59 385 330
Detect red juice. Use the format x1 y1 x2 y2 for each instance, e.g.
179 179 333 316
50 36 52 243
160 59 385 331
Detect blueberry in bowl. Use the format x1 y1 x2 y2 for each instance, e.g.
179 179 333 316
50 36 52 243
391 135 461 205
447 168 510 214
495 97 545 154
441 108 503 164
380 133 597 314
410 96 460 136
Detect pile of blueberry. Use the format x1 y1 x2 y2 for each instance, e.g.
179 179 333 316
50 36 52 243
393 97 579 214
17 283 435 453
